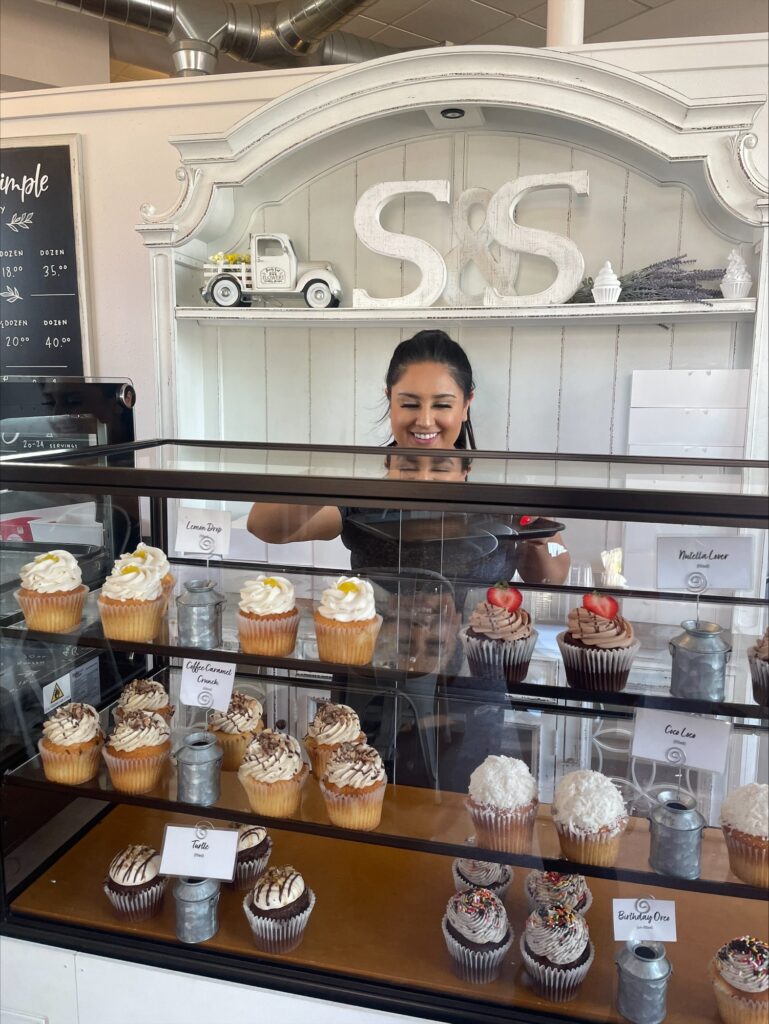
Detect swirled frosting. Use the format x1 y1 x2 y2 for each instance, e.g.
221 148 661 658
468 755 537 811
715 937 769 994
454 859 512 892
239 729 304 782
524 905 590 966
237 825 267 852
468 602 532 642
446 888 509 946
114 543 170 578
525 871 591 913
239 575 296 615
43 702 101 746
752 628 769 662
101 564 162 602
250 865 305 910
317 577 376 622
323 742 386 789
552 770 627 835
306 702 362 745
108 844 161 886
567 606 635 649
720 783 769 839
107 710 170 752
209 692 263 735
117 679 170 714
20 550 82 594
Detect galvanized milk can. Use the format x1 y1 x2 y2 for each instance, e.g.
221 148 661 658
616 940 672 1024
176 731 223 806
649 789 706 879
176 579 225 648
173 876 220 943
669 620 731 701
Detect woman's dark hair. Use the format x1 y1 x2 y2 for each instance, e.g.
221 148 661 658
384 330 476 449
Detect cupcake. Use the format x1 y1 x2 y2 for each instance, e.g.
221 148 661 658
460 584 537 687
232 824 272 891
551 769 628 867
114 542 175 602
102 710 171 794
15 549 88 632
103 844 166 921
556 593 640 692
114 678 174 722
748 628 769 707
452 859 513 899
319 741 387 831
98 564 165 643
441 887 513 984
242 865 316 953
711 936 769 1024
38 702 104 785
237 575 300 656
466 755 538 854
720 783 768 888
313 576 382 666
525 871 592 916
237 729 308 818
520 904 594 1002
304 702 365 780
207 691 264 771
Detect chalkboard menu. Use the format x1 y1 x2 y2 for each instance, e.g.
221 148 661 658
0 142 86 377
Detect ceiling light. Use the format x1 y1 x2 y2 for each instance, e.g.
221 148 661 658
440 107 465 120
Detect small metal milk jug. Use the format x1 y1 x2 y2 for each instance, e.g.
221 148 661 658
176 731 223 806
176 579 225 648
669 620 731 701
173 876 220 943
616 940 672 1024
649 789 706 879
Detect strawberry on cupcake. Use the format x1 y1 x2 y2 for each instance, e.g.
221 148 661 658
556 592 639 693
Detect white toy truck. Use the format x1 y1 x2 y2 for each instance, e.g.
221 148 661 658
202 233 342 309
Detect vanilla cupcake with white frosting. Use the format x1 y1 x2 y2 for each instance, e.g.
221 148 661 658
114 543 175 601
466 755 538 854
238 729 308 818
720 783 768 888
319 741 387 831
98 563 165 642
520 905 594 1002
552 770 628 867
441 887 513 984
237 574 299 657
242 865 316 953
313 576 382 666
452 858 513 898
38 702 104 784
115 678 174 722
103 844 167 921
15 549 88 632
207 691 264 770
304 702 365 779
102 710 171 794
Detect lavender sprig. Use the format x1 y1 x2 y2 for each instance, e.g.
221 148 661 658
568 255 725 304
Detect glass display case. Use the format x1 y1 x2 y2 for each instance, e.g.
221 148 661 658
1 440 767 1024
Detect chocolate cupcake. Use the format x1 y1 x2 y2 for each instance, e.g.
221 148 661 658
459 586 537 688
520 904 594 1002
242 865 316 953
103 844 167 921
441 887 513 984
556 594 639 693
233 824 272 890
748 628 769 708
452 858 513 898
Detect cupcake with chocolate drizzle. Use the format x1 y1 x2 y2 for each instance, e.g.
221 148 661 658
710 936 769 1024
232 824 272 890
319 741 387 831
114 678 174 723
207 690 264 771
520 904 594 1002
303 702 365 780
38 702 104 785
556 593 640 693
441 887 513 984
237 729 308 818
242 865 316 953
103 844 167 921
459 584 538 688
101 710 171 794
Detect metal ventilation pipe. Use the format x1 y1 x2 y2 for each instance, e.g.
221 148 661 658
31 0 393 76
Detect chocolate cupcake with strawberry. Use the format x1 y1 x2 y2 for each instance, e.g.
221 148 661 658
556 593 640 693
460 583 537 687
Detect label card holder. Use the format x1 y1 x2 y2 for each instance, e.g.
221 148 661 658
613 898 677 942
175 507 232 557
180 658 236 712
632 708 732 774
159 824 238 881
657 535 754 591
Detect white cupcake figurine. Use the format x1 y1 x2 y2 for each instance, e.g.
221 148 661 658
720 250 752 299
591 261 622 304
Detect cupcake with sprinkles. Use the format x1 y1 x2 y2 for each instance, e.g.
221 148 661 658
441 887 513 984
525 871 592 916
710 936 769 1024
520 904 595 1002
103 843 167 921
242 864 316 953
452 859 513 899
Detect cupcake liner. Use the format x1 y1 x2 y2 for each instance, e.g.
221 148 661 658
520 935 594 1002
712 969 768 1024
305 733 365 781
748 651 769 708
313 613 383 666
98 595 165 643
210 727 262 772
104 877 167 922
15 585 88 633
242 888 316 953
556 633 640 693
460 629 538 687
319 778 386 831
161 573 175 605
237 609 300 657
722 826 769 888
452 861 513 899
524 873 593 916
233 837 273 891
238 766 308 818
441 916 513 985
466 798 538 855
554 820 626 868
102 746 170 794
38 737 104 785
591 283 621 304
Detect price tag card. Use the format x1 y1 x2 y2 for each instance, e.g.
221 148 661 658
613 898 677 942
180 658 235 712
657 536 754 591
632 708 731 774
159 824 238 881
175 507 231 557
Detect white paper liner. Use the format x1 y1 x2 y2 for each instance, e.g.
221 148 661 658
441 915 513 985
103 877 167 922
319 778 386 831
466 798 538 854
237 609 300 656
554 819 626 867
38 737 104 785
452 860 513 899
15 585 88 633
242 888 316 953
524 872 593 916
102 746 169 794
98 594 165 642
722 826 769 888
556 632 640 693
520 935 595 1002
748 650 769 707
233 836 273 891
460 629 538 686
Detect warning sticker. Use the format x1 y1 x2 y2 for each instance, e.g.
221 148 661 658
43 673 71 713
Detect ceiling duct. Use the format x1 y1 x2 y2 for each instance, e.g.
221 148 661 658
31 0 395 76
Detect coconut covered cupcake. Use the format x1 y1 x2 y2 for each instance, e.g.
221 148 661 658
102 710 171 794
466 755 538 854
552 770 628 867
115 678 174 722
720 783 768 888
237 575 300 657
98 564 165 642
114 543 175 602
304 702 364 780
38 702 104 785
520 905 594 1002
232 824 272 891
15 549 88 632
525 871 592 916
319 741 387 831
238 729 308 818
452 859 513 899
711 936 769 1024
460 584 537 687
441 887 513 985
313 576 382 666
556 593 640 692
207 691 264 771
748 628 769 707
103 844 166 921
242 865 316 953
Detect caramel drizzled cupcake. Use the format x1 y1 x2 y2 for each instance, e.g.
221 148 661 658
304 702 365 780
98 564 165 642
556 593 639 692
720 783 768 888
38 702 104 784
237 729 308 817
102 710 171 794
710 936 769 1024
114 543 175 603
114 678 174 722
242 865 316 953
319 741 387 831
237 575 300 656
103 844 167 921
551 769 628 867
466 755 538 854
520 904 594 1002
207 691 264 771
441 887 513 984
15 549 88 632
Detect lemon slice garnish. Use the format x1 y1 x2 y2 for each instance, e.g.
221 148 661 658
338 580 359 594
